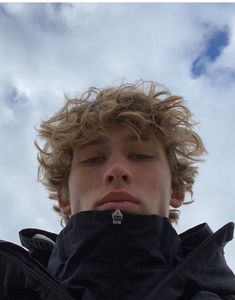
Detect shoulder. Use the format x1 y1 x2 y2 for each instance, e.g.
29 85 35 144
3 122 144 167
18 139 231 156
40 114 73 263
179 222 235 299
0 235 72 300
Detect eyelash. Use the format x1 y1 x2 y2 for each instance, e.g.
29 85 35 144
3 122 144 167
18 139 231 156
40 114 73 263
130 154 155 161
81 154 154 165
81 157 106 165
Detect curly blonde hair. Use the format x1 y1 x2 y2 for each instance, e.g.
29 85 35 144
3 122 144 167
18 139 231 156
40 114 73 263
35 80 206 225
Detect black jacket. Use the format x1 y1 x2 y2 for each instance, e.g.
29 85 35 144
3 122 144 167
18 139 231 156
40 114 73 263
1 210 235 300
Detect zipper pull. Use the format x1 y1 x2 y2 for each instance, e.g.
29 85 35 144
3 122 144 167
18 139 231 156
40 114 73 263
112 209 123 224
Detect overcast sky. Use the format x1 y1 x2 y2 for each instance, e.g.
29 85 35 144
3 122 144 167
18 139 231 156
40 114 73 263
0 3 234 272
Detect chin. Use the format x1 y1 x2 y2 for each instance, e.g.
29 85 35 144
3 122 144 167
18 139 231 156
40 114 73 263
97 201 141 214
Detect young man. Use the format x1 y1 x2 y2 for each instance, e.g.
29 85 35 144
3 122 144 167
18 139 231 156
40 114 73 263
1 81 235 299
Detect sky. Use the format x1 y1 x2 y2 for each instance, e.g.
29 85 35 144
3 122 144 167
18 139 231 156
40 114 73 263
0 3 235 272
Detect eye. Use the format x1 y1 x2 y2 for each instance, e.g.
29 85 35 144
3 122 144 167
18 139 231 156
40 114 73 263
81 156 105 165
130 154 155 161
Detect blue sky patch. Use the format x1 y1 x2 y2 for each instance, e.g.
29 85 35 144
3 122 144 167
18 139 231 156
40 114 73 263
191 26 230 77
9 87 29 104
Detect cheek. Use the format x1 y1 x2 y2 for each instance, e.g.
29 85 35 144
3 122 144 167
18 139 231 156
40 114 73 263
68 168 102 197
144 165 172 191
68 169 84 197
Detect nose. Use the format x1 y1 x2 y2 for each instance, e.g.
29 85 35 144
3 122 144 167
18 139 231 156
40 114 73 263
103 155 132 186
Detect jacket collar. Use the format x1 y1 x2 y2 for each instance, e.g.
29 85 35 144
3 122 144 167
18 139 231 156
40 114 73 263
19 212 235 300
47 210 183 299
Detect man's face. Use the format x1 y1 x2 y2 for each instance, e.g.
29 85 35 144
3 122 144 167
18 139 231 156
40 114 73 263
66 125 176 217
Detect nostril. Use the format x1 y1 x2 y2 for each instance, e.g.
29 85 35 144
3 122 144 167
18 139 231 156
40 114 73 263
122 174 128 182
106 174 130 184
107 175 114 183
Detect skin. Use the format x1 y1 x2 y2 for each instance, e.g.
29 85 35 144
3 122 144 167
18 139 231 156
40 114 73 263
59 125 183 217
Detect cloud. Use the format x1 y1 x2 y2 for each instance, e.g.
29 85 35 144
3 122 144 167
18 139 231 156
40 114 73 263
0 3 234 272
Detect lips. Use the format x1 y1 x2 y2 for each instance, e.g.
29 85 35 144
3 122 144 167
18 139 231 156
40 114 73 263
98 191 139 207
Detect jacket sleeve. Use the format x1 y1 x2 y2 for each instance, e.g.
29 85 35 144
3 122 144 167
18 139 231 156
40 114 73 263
190 291 235 300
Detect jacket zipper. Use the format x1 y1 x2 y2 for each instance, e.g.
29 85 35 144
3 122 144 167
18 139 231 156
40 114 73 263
0 249 73 300
112 210 123 300
112 209 123 225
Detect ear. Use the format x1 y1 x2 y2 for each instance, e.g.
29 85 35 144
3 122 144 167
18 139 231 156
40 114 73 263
57 190 71 216
170 190 185 208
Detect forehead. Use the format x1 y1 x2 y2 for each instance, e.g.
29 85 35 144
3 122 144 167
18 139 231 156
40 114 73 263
78 125 162 149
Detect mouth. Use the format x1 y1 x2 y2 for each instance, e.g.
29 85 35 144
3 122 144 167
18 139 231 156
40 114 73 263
97 191 140 212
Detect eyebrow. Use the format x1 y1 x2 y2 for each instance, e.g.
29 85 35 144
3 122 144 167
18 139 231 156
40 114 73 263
80 134 151 149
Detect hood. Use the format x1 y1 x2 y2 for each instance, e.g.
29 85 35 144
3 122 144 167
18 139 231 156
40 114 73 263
47 210 183 299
